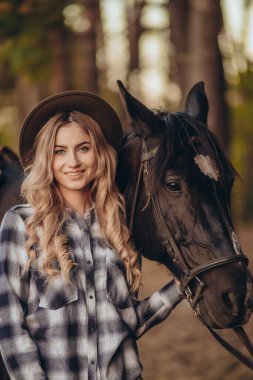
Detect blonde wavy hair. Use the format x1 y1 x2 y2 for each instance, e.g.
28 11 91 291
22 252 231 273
22 111 141 292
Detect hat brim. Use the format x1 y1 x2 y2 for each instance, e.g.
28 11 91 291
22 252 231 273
19 91 123 164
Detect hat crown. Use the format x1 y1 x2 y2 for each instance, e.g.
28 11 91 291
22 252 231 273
19 90 123 165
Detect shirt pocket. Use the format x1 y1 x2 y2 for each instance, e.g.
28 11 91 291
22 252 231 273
32 270 78 310
106 256 137 332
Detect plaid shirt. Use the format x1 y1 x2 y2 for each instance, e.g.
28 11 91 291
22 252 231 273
0 205 183 380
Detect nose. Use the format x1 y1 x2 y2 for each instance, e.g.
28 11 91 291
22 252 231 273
222 291 244 317
68 151 80 167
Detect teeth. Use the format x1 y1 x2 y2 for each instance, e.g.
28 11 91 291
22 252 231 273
66 172 83 176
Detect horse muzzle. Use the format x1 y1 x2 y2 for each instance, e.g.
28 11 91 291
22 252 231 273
195 267 253 329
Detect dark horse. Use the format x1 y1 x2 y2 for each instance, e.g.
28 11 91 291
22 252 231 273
117 81 253 367
0 145 23 222
0 145 22 380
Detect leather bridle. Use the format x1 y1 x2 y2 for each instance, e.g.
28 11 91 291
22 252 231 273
129 140 253 369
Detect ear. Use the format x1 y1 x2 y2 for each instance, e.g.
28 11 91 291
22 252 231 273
117 80 162 138
185 81 209 124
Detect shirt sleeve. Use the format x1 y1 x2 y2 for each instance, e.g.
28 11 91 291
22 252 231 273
0 209 46 379
132 279 184 339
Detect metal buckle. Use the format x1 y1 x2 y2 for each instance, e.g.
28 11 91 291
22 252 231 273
184 276 205 312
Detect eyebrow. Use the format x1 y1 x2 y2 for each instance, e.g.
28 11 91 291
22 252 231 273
54 141 91 148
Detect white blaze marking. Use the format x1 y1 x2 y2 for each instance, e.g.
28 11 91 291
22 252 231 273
194 154 219 181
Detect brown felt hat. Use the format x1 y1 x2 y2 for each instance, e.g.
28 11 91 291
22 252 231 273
19 90 123 164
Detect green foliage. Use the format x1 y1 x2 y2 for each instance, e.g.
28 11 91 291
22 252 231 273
0 0 69 83
230 69 253 221
0 131 16 149
0 37 50 81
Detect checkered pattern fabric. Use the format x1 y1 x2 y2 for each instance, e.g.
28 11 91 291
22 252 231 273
0 205 183 380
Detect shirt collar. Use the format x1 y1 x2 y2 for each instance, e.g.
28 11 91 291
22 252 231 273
65 206 95 228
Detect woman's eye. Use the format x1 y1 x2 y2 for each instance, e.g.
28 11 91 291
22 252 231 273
78 146 89 153
54 149 65 155
166 181 181 192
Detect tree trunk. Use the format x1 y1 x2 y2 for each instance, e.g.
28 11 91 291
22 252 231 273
127 0 144 73
48 28 71 93
71 0 100 93
169 0 229 148
169 0 190 97
15 76 40 121
185 0 229 148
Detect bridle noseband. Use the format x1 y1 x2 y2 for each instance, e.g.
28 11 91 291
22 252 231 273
129 140 253 369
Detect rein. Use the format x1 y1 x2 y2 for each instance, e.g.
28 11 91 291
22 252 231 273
129 141 253 370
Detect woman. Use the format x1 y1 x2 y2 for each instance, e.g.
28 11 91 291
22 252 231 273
0 91 183 380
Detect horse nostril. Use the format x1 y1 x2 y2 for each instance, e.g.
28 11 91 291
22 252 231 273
222 292 240 316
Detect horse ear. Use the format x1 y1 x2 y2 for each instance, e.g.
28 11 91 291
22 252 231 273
185 81 209 124
117 80 161 137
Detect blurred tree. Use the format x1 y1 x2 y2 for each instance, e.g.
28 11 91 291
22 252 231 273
47 27 71 93
220 0 253 221
70 0 100 93
0 0 101 101
0 0 64 82
127 0 144 74
169 0 229 149
229 69 253 221
169 0 189 97
0 0 70 118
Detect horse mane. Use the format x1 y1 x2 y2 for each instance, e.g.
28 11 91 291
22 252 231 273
154 111 237 191
123 111 237 193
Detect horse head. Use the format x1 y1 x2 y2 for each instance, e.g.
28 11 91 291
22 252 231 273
117 81 253 330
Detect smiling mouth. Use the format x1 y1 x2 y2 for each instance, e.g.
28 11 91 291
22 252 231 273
65 170 85 177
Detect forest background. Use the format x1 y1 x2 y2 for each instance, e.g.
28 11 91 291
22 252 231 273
1 2 253 379
0 0 253 224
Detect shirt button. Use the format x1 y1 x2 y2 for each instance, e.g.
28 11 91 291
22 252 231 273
89 295 94 299
90 360 95 365
87 260 91 264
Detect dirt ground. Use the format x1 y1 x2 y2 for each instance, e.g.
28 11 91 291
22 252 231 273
138 223 253 380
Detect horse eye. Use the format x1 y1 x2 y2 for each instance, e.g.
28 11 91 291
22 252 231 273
166 181 181 192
